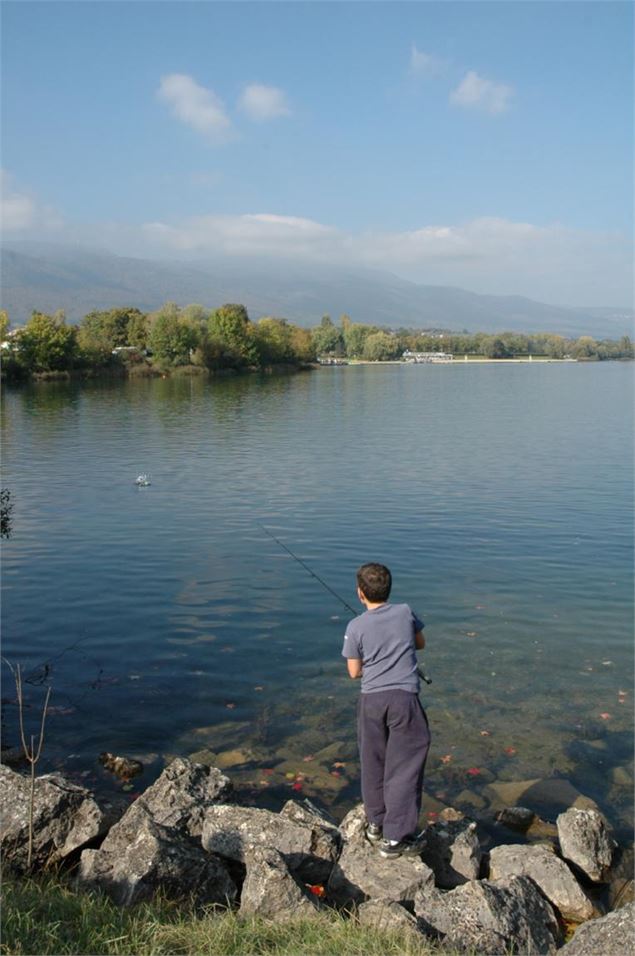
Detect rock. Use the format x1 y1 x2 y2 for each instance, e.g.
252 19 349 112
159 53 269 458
338 803 368 842
454 788 486 810
557 808 616 882
485 778 598 816
559 901 635 956
98 752 144 780
607 847 635 909
420 817 482 888
240 846 321 920
414 874 561 954
0 765 109 871
496 806 535 831
279 799 342 865
327 835 434 908
78 814 236 907
201 802 340 882
131 757 233 838
488 843 595 922
357 899 423 941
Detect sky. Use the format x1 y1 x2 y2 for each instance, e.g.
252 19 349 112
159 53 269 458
1 0 633 307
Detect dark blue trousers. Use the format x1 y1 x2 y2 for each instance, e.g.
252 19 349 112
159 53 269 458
357 689 431 842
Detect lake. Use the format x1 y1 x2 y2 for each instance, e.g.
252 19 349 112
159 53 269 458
1 363 633 841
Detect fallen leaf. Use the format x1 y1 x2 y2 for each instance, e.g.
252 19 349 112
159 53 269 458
440 754 452 764
599 712 611 720
427 811 438 820
292 781 303 791
479 730 491 737
332 761 346 768
504 747 517 756
262 768 274 775
330 770 341 778
225 703 236 709
254 686 264 692
285 772 296 780
302 754 315 762
466 767 481 777
307 884 326 897
466 632 477 638
259 780 270 787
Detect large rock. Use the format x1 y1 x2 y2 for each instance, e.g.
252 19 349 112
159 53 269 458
557 808 615 882
414 875 562 954
78 814 236 907
240 846 321 920
357 899 423 941
485 778 599 815
559 902 635 956
201 802 340 883
129 757 233 838
420 817 482 888
0 765 110 871
327 838 434 908
489 843 595 922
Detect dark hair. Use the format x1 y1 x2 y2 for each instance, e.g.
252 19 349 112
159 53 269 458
357 563 392 602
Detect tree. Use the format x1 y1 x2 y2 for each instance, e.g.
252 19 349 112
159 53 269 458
572 336 598 360
0 310 9 341
362 331 400 361
484 336 511 359
148 303 199 366
208 304 258 367
17 312 79 371
254 318 294 365
344 323 375 358
311 315 344 356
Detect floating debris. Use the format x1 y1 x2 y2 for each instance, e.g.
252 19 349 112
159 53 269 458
134 475 151 487
599 712 612 720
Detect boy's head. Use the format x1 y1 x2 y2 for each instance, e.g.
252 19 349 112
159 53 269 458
356 563 392 603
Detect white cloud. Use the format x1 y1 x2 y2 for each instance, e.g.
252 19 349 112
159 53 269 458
450 70 514 115
0 169 63 233
158 74 232 140
238 84 291 122
409 45 446 76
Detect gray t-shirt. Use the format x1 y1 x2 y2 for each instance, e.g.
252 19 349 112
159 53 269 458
341 602 424 694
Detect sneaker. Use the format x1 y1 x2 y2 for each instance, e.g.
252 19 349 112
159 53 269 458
377 835 423 859
365 823 383 845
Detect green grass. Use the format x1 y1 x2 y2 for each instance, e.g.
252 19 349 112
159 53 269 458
1 872 451 956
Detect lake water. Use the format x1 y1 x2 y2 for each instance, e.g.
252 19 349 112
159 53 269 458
2 363 633 841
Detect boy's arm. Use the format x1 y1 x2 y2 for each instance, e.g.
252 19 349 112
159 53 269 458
346 658 363 679
415 630 425 650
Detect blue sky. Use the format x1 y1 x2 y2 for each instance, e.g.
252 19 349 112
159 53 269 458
2 1 633 306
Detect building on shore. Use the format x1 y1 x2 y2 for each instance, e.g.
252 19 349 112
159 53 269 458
402 350 454 363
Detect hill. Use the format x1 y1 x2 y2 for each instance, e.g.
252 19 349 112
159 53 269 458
1 242 631 338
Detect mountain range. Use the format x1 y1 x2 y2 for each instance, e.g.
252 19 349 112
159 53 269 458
1 242 632 338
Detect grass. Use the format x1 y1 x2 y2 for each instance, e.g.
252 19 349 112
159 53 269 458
1 872 453 956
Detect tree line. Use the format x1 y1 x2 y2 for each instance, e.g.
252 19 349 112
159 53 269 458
0 305 632 378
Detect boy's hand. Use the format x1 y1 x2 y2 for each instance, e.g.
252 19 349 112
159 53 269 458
415 630 425 650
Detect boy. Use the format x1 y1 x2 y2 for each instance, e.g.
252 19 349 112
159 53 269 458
342 562 430 859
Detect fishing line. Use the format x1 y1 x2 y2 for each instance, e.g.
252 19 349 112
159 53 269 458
259 523 432 684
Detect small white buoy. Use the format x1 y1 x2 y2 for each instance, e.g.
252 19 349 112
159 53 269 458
134 474 151 487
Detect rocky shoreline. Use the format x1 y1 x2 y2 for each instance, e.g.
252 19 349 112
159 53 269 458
1 759 633 955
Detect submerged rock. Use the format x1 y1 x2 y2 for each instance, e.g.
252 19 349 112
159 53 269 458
240 846 321 920
98 753 144 781
557 807 616 883
496 806 535 831
488 843 595 922
0 765 109 871
559 901 635 956
414 874 562 954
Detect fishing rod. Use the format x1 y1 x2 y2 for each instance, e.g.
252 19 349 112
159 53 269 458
259 524 432 684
